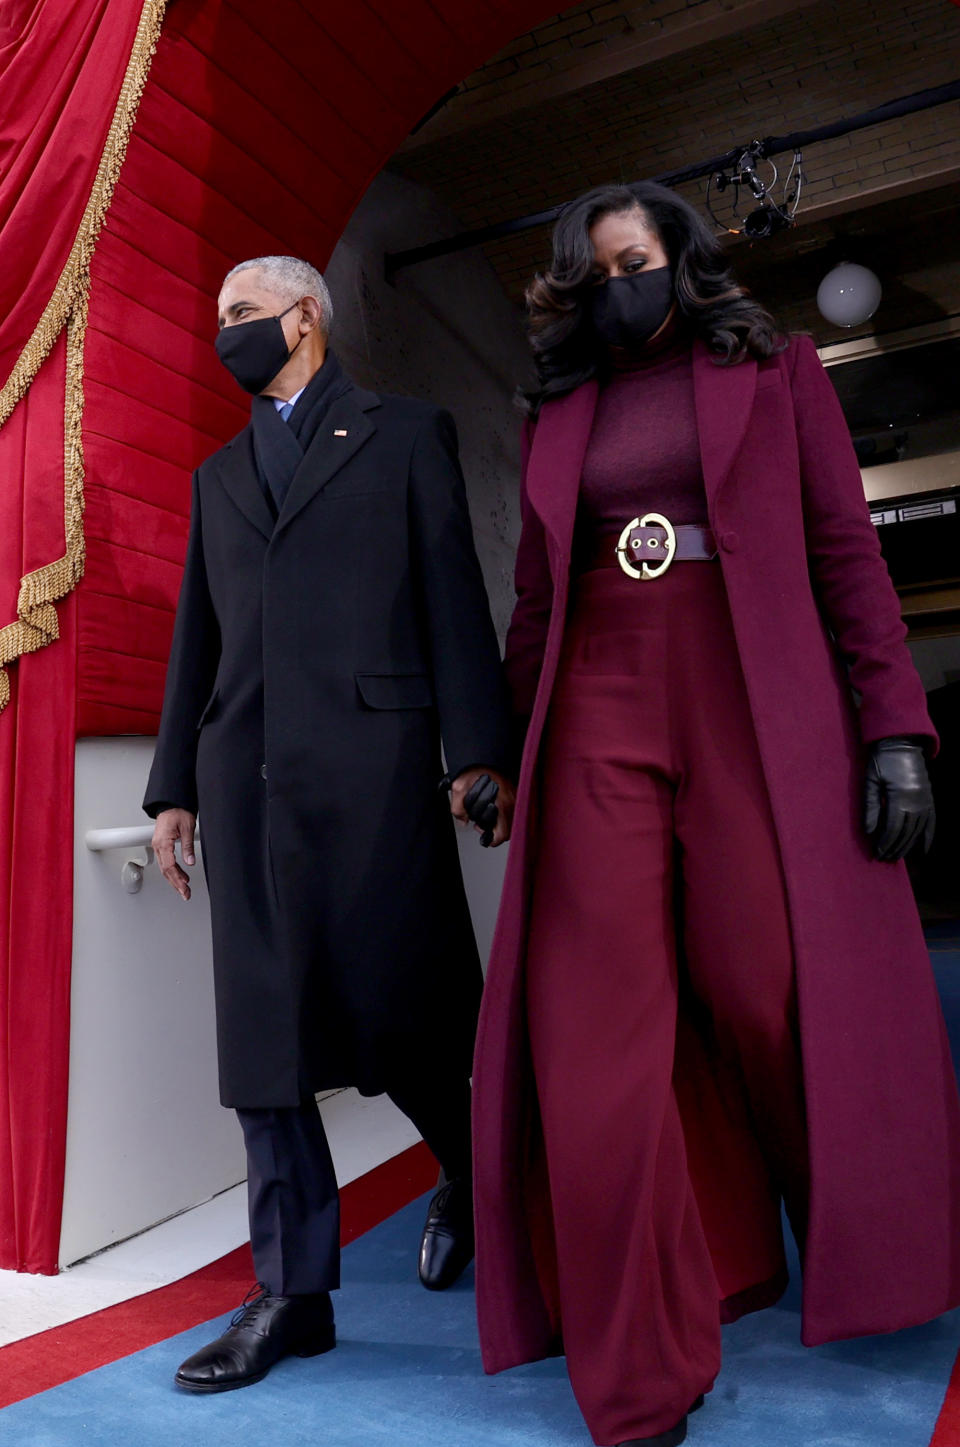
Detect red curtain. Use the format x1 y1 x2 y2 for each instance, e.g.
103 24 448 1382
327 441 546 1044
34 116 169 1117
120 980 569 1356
0 0 148 1275
0 339 79 1272
0 1 147 392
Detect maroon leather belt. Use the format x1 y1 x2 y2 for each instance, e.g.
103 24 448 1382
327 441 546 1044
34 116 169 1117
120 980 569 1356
576 513 718 581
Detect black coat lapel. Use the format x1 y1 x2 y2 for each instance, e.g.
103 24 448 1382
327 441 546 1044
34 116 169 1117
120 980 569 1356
216 430 276 541
274 388 380 534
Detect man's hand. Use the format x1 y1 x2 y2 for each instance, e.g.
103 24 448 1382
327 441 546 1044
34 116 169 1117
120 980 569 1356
449 769 516 847
152 808 198 900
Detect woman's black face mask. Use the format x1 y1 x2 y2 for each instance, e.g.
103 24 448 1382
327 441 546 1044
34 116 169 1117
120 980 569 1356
588 267 675 351
215 302 302 394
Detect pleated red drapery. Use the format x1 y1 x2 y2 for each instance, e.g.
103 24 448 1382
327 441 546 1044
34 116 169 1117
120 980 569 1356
0 0 566 1273
0 0 158 1275
0 340 79 1274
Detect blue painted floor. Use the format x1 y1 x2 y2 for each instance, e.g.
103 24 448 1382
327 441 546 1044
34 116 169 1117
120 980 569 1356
4 945 959 1447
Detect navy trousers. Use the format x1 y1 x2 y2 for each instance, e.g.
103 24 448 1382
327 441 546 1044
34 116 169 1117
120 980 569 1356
237 1072 472 1296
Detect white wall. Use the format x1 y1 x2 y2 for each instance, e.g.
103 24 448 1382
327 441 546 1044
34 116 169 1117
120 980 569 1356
59 173 528 1264
63 738 246 1266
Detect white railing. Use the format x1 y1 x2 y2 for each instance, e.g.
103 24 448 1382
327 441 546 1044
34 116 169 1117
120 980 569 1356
84 825 201 893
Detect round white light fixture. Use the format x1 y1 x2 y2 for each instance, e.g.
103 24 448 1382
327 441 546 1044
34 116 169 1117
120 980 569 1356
816 262 882 328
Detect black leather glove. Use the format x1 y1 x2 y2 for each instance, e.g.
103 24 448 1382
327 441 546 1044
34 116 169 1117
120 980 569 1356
463 773 500 848
864 737 935 862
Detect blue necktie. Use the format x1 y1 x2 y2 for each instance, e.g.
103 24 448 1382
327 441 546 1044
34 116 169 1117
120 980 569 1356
278 401 294 423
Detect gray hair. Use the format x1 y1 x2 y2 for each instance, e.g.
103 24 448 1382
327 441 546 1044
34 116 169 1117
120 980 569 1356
223 255 334 337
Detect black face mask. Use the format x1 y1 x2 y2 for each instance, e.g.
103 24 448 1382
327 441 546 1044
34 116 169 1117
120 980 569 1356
589 267 675 351
215 302 302 394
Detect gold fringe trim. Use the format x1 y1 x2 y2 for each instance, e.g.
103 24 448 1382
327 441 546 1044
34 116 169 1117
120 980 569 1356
0 0 167 713
0 297 88 711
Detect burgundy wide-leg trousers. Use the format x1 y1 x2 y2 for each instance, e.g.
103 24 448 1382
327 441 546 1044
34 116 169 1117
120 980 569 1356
525 560 809 1446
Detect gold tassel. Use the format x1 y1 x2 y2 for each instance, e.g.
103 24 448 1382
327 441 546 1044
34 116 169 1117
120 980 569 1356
0 0 167 713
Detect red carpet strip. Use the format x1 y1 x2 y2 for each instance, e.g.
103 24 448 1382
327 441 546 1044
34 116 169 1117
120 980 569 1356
0 1140 438 1410
931 1346 960 1446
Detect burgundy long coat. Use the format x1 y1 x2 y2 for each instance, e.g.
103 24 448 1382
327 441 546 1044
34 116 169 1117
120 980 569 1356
472 334 960 1372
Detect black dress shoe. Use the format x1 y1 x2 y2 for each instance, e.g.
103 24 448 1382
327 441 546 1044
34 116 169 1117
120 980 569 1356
174 1283 335 1392
418 1177 474 1291
617 1393 705 1446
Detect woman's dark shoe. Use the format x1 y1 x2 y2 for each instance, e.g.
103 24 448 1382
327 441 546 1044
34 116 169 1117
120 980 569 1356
418 1177 475 1290
617 1393 705 1446
617 1419 687 1447
174 1283 335 1392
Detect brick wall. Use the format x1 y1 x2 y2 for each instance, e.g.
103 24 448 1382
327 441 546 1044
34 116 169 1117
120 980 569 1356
450 0 808 115
393 0 960 306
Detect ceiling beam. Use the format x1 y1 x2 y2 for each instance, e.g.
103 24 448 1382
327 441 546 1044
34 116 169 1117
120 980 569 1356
401 0 827 151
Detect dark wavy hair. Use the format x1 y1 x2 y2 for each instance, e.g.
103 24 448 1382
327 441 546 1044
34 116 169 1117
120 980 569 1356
522 181 784 415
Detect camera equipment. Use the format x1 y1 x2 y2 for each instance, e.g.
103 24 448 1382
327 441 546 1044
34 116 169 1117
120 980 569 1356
706 141 803 238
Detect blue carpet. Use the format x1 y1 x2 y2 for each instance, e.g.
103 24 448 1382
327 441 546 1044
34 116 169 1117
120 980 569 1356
3 1205 956 1447
4 948 960 1447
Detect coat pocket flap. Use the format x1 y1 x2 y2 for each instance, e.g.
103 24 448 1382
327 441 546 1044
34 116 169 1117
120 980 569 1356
355 673 434 710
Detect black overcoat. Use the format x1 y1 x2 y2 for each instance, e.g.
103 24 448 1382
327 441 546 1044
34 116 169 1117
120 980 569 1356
144 375 513 1108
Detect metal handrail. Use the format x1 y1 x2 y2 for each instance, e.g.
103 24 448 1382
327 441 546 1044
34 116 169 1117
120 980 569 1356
85 825 201 852
84 824 201 893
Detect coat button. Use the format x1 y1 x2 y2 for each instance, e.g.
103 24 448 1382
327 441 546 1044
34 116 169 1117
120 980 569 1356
720 531 740 553
259 764 267 780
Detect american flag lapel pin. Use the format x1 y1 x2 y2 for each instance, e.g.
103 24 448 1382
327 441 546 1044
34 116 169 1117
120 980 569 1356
334 428 348 437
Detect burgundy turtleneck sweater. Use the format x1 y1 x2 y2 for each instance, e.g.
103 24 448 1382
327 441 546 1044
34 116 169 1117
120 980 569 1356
578 320 708 531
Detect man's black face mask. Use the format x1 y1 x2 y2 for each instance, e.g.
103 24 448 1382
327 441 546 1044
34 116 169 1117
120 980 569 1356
588 267 675 351
215 303 302 394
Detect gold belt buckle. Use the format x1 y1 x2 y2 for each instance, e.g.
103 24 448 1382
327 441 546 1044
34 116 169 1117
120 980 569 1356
616 513 677 580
